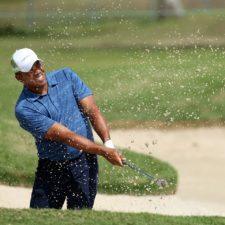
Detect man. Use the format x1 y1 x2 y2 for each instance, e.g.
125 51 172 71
11 48 124 209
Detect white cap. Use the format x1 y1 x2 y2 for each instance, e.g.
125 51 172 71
11 48 41 73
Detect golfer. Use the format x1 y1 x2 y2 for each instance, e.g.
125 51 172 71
11 48 124 209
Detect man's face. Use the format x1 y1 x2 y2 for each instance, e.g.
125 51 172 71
16 60 47 91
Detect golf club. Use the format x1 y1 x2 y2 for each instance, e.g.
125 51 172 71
122 160 168 188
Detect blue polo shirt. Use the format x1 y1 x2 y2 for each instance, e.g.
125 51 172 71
15 68 94 161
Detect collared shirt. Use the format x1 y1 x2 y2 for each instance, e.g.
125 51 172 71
15 68 93 161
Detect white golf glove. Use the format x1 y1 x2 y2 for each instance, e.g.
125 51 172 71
104 139 115 149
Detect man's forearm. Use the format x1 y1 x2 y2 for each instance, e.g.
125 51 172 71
79 96 111 143
44 122 106 156
89 110 111 143
45 123 123 166
44 122 123 166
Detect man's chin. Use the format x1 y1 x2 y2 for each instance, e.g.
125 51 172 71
32 79 47 90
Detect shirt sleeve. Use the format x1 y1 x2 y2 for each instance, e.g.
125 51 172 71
66 68 93 102
15 106 56 139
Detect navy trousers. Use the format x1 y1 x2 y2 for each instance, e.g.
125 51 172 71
30 152 98 209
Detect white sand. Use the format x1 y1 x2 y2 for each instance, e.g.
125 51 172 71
1 127 225 216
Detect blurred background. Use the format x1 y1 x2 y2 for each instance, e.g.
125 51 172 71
1 0 225 126
1 0 225 48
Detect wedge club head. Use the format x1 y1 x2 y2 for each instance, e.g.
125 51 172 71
122 160 168 188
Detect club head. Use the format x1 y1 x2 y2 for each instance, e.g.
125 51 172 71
156 179 168 188
123 159 168 189
122 160 128 166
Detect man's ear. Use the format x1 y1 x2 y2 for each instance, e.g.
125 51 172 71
15 72 23 83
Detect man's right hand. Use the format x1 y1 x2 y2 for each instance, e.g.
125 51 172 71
102 147 125 167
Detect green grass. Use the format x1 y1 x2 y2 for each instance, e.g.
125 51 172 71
2 45 225 124
0 209 225 225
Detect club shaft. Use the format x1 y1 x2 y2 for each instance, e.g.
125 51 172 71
124 161 155 181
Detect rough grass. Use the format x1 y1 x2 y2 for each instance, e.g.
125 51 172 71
0 209 225 225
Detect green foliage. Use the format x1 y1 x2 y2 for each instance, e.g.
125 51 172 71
0 209 225 225
0 25 47 37
1 8 225 47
